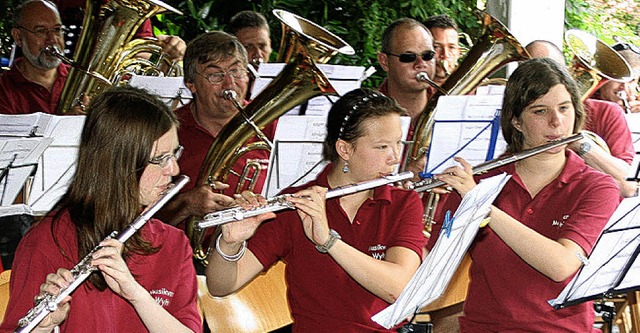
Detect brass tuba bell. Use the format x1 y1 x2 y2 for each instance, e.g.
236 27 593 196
55 0 182 113
188 9 355 263
565 29 634 101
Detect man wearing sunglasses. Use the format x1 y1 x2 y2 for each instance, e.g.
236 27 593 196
595 42 640 114
378 18 437 123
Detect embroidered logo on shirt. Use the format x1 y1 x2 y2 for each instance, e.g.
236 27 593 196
552 214 570 228
150 288 175 308
369 244 386 260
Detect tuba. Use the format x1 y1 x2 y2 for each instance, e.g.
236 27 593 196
405 11 530 170
188 9 355 263
565 29 634 101
55 0 182 113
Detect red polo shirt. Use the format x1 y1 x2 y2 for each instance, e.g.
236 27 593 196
248 163 427 332
427 151 620 332
0 59 69 114
0 210 202 332
584 98 635 164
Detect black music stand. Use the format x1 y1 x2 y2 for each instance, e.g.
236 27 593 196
548 196 640 311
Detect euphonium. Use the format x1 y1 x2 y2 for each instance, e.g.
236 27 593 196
565 29 634 101
188 9 355 263
55 0 182 113
405 12 530 169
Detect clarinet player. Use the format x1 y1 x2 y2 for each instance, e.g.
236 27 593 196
0 86 201 333
205 88 426 332
427 58 621 331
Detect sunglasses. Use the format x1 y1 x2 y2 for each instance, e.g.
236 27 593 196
613 42 640 55
385 51 436 63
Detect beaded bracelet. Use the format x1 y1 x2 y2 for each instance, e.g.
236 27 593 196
215 234 247 262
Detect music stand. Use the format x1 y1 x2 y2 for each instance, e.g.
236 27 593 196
548 195 640 310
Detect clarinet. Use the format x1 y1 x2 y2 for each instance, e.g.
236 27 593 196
14 175 190 333
197 171 415 230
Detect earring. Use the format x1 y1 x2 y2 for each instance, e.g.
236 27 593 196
342 161 350 173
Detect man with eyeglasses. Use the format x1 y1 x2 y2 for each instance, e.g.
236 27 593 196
0 0 84 114
424 14 462 86
156 31 275 235
377 18 436 123
595 42 640 114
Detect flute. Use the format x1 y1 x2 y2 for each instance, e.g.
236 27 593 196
14 175 190 333
409 133 584 193
197 171 415 230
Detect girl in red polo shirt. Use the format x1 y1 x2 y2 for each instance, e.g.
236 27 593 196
205 88 427 332
428 58 620 332
0 87 201 333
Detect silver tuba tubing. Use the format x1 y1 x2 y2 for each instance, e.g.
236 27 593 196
14 175 190 333
409 133 584 193
197 171 414 230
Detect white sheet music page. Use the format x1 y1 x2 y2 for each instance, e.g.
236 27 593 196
0 112 51 137
372 172 511 329
425 95 508 175
28 115 85 214
0 136 52 205
263 116 411 198
548 196 640 308
252 63 368 117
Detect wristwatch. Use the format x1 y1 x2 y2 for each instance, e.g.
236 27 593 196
315 229 341 253
577 141 591 157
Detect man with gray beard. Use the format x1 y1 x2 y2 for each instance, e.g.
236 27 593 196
0 0 83 114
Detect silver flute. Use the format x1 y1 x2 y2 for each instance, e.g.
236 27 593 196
197 171 415 230
409 133 585 193
14 175 190 333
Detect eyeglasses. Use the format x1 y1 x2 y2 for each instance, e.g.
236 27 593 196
385 51 436 63
613 42 640 55
148 145 183 168
197 67 249 84
17 26 65 39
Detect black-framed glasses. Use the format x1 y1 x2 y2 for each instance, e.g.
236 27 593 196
613 42 640 55
148 145 183 168
197 67 249 84
385 50 436 63
17 25 65 39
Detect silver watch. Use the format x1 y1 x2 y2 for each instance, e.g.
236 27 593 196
315 229 341 253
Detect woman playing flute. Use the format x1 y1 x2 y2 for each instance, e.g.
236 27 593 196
428 58 621 332
205 88 426 332
0 87 201 333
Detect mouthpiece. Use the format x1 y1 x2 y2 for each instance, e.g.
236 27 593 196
416 72 448 95
223 90 238 101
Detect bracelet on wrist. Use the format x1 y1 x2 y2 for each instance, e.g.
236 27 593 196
215 234 246 262
315 229 341 254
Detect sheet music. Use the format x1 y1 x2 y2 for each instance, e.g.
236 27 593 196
425 95 507 176
0 137 52 205
548 196 640 308
263 115 411 198
626 113 640 153
0 203 33 218
128 75 193 109
0 112 51 137
25 115 85 214
372 172 511 329
252 63 370 116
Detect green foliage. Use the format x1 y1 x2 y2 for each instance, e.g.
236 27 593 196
152 0 483 88
565 0 640 46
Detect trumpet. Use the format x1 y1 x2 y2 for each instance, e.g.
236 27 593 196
14 175 190 333
197 172 414 230
409 133 584 193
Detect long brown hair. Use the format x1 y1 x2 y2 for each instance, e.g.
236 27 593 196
53 86 178 290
